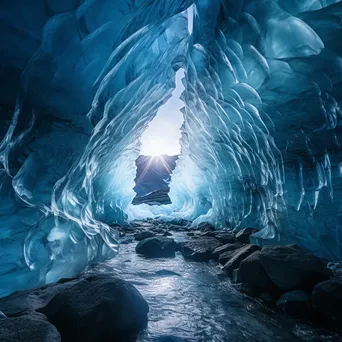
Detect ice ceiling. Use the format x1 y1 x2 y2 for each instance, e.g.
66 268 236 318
0 0 342 296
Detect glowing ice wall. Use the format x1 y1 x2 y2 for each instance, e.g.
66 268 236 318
1 0 342 297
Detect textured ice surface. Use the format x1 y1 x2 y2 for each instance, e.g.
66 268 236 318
0 0 342 295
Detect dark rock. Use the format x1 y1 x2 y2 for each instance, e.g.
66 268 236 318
0 316 61 342
134 230 156 241
223 245 261 277
235 228 258 243
260 292 275 304
200 231 216 237
169 219 191 227
312 279 342 323
213 242 243 261
259 245 332 291
327 262 342 279
198 222 215 232
136 237 177 258
215 232 236 244
39 275 149 342
180 237 222 261
276 290 310 317
162 230 173 237
0 310 6 319
238 251 276 295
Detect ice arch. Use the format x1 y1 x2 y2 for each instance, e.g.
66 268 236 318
0 0 341 296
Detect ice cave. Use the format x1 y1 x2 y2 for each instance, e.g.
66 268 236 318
0 1 342 341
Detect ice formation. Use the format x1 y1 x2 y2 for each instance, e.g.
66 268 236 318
0 0 341 296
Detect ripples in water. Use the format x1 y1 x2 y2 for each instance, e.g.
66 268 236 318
86 233 341 342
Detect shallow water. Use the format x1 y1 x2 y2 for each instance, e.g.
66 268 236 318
86 232 341 342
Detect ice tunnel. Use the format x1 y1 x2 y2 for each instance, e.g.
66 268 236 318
0 0 342 297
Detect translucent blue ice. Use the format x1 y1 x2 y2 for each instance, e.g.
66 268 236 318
0 0 341 296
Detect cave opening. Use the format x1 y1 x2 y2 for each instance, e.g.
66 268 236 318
132 69 185 206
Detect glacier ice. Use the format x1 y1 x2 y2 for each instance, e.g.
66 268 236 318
0 0 342 296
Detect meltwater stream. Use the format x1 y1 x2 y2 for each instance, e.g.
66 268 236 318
85 233 339 342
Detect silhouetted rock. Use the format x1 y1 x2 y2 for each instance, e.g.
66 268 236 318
215 232 236 244
276 290 310 317
0 316 61 342
235 228 258 243
212 242 243 261
223 245 261 277
136 237 177 258
180 237 222 261
200 231 216 237
198 222 215 232
259 245 331 291
39 275 149 342
134 230 156 241
312 279 342 323
238 251 276 295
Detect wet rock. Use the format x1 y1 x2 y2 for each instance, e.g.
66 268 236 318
169 219 191 227
213 242 243 261
312 279 342 323
223 245 261 277
327 262 342 279
276 290 310 317
0 316 61 342
215 232 236 244
180 237 222 261
39 275 149 342
235 228 258 244
134 230 156 241
198 222 215 232
200 231 216 237
238 251 276 295
259 245 332 291
136 237 177 258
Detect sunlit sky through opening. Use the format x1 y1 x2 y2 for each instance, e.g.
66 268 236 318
139 69 185 156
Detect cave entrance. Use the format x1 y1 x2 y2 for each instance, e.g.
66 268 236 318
132 69 185 206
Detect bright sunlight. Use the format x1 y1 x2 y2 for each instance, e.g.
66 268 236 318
139 69 185 156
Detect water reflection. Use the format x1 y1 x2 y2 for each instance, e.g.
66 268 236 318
85 233 339 342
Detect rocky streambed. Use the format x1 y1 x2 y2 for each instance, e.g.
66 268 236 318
0 220 341 342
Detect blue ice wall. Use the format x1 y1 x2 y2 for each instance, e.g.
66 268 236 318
0 0 342 296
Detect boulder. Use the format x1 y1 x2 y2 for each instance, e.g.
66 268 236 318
134 230 155 241
223 245 261 277
0 316 61 342
180 237 222 261
238 251 276 295
136 237 177 257
259 245 332 291
39 275 149 342
200 231 216 237
213 242 243 261
276 290 310 317
235 228 258 243
215 232 236 244
312 279 342 323
198 222 215 232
